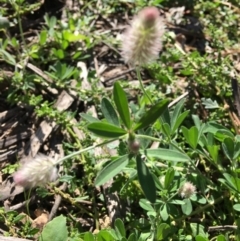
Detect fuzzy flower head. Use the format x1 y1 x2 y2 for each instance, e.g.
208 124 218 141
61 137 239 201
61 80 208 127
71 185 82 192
121 6 165 66
13 154 58 189
178 181 196 199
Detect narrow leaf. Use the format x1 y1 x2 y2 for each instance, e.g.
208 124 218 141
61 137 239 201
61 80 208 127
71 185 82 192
134 99 169 131
171 110 189 134
113 82 131 129
0 49 16 65
234 141 240 160
87 122 127 138
206 145 219 163
170 98 185 129
162 123 171 137
164 168 175 190
136 155 156 203
95 155 129 186
101 97 119 126
222 137 234 160
160 107 171 126
80 113 100 123
192 114 201 130
144 148 190 162
139 199 155 212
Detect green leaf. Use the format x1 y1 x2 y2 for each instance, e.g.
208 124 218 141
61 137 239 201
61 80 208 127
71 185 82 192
0 49 16 65
156 223 171 240
164 168 175 190
144 148 190 162
192 114 201 130
160 107 171 126
13 214 25 223
152 172 164 191
139 199 155 212
204 121 226 133
114 218 126 239
40 30 47 45
84 232 95 241
127 233 137 241
217 235 226 241
219 173 240 193
160 204 169 221
222 137 234 160
101 97 120 126
87 122 127 138
138 127 152 149
0 17 10 29
215 129 234 142
98 230 115 241
195 235 209 241
80 113 100 123
182 126 199 149
206 132 215 146
136 155 156 203
168 199 185 205
170 98 185 129
134 99 169 131
206 145 219 163
95 155 129 186
233 204 240 212
181 198 192 215
113 82 131 129
190 223 206 237
195 195 207 204
107 230 118 240
162 123 171 137
63 30 87 42
234 141 240 160
39 215 68 241
201 98 219 109
120 169 137 194
171 110 189 134
139 233 151 241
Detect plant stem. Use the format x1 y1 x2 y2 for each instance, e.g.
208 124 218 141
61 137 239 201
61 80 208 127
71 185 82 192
136 67 153 104
66 126 86 164
55 138 117 166
136 134 161 142
175 195 224 222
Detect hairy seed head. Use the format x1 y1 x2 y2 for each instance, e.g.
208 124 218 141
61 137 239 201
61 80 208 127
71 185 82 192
13 154 58 189
121 7 165 66
178 181 196 199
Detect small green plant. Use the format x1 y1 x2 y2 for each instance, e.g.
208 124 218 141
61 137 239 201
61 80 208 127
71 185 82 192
1 1 240 240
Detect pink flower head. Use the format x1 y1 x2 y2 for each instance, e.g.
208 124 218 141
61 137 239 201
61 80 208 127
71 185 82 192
13 154 58 189
178 181 196 199
121 7 165 66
